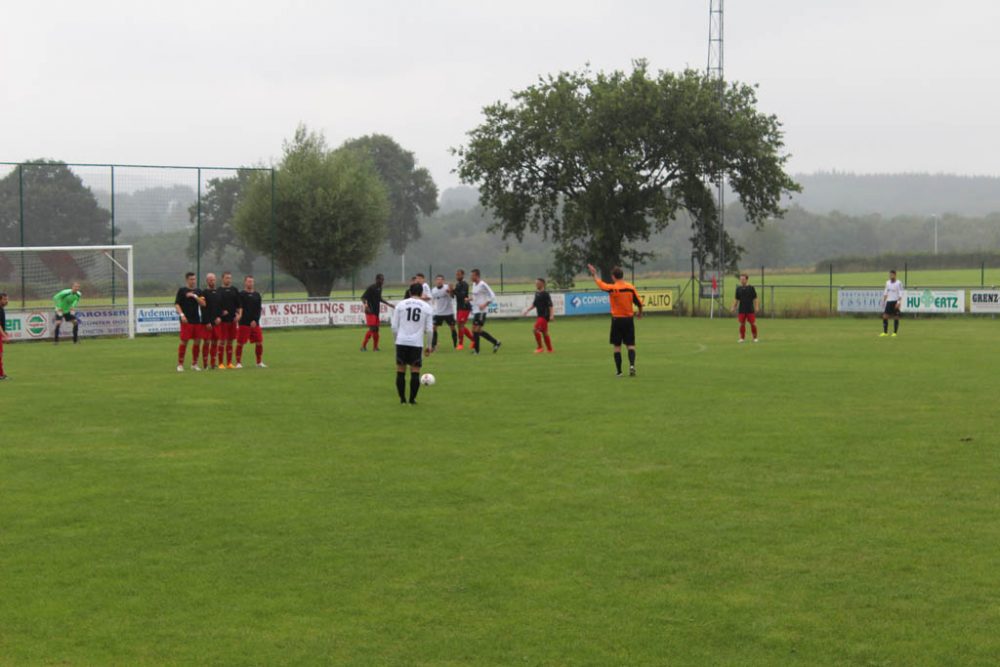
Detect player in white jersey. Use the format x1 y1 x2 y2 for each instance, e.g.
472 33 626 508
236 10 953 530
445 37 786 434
880 269 904 337
429 274 458 351
469 268 501 354
391 283 435 404
415 273 432 301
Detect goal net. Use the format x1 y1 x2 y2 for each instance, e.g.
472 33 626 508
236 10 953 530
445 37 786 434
0 245 135 338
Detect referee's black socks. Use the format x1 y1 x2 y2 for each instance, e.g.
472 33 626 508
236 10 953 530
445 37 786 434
614 352 622 373
628 349 635 367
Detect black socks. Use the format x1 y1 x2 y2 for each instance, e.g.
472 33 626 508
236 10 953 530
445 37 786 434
409 372 420 403
614 352 622 373
628 349 635 366
396 371 406 402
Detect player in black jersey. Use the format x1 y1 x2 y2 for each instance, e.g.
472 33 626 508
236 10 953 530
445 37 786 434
236 275 265 368
217 271 241 368
521 278 555 353
731 274 759 343
451 268 474 349
360 273 394 351
0 291 9 379
174 271 207 372
202 273 224 369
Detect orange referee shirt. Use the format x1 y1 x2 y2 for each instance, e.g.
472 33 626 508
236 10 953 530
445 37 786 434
592 277 643 318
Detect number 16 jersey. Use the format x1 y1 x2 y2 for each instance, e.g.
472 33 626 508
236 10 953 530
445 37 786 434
391 297 434 347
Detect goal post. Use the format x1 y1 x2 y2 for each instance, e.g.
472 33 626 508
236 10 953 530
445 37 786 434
0 245 136 339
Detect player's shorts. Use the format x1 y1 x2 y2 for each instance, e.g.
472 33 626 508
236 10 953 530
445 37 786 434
456 309 471 324
208 323 225 341
472 312 488 327
433 314 456 326
217 321 238 340
180 322 208 342
609 317 636 346
534 316 549 333
884 300 899 315
54 311 78 322
238 324 264 344
395 344 423 368
737 312 756 324
365 313 380 328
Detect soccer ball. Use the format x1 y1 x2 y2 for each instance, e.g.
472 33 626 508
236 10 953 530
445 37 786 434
420 373 436 386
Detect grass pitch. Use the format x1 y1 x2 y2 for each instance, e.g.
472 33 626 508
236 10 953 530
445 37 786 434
1 317 998 665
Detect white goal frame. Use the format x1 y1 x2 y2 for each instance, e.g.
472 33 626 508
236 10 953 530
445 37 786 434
0 245 135 339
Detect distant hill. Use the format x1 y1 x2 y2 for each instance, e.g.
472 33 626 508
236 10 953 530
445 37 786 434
788 172 1000 217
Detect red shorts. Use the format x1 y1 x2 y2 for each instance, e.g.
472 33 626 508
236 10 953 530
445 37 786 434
238 325 264 344
737 313 756 324
534 316 549 333
216 321 238 340
457 310 471 324
365 313 380 327
180 322 209 342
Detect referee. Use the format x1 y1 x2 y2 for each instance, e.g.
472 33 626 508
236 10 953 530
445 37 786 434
587 263 643 377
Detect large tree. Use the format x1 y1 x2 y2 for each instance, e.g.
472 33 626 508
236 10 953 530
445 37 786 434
0 160 111 246
187 169 259 275
341 134 438 255
454 61 800 283
233 126 389 296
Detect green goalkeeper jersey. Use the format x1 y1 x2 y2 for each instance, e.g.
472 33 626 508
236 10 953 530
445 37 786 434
53 288 81 313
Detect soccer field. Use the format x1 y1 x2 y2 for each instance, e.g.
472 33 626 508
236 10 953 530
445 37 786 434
2 317 998 665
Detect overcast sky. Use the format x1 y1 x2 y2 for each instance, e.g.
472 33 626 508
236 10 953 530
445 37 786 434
3 0 998 191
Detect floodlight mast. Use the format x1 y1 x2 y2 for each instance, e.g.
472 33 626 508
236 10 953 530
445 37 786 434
707 0 725 296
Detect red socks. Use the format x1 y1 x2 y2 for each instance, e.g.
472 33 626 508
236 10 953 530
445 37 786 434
544 334 552 351
255 344 263 364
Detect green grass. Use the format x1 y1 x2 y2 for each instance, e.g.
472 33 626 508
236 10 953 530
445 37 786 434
2 317 999 665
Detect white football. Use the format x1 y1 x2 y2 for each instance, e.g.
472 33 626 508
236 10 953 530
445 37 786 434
420 373 436 386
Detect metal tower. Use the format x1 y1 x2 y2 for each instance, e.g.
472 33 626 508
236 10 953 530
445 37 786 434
707 0 725 293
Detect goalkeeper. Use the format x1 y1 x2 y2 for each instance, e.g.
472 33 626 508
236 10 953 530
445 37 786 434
53 282 83 344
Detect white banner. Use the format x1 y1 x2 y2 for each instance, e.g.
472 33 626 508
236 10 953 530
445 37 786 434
1 307 128 339
969 290 1000 313
76 307 129 337
260 300 391 328
137 307 180 334
901 289 965 314
1 310 51 340
837 289 883 313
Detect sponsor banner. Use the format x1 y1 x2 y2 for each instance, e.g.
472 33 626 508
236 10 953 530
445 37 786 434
901 289 964 314
969 290 1000 314
2 310 51 340
486 294 534 318
640 289 674 312
260 300 391 328
75 307 129 337
564 291 610 316
137 307 180 334
838 289 883 313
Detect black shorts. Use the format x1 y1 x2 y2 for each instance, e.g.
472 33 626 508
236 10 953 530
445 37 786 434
609 317 635 346
433 314 456 326
884 300 900 315
395 344 423 368
472 312 488 327
54 311 78 322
